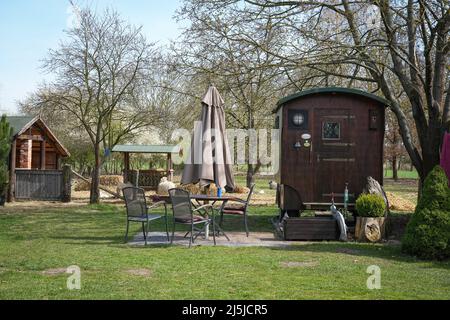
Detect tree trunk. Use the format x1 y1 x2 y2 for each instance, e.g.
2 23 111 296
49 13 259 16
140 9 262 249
355 217 386 242
246 163 261 188
392 156 398 181
90 144 101 204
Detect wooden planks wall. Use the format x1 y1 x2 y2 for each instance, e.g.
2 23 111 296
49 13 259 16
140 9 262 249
15 170 63 200
280 93 385 204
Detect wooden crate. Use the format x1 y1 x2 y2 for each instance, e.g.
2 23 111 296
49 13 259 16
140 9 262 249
283 217 339 240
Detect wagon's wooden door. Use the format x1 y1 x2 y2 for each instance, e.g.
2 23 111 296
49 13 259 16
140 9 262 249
313 108 355 203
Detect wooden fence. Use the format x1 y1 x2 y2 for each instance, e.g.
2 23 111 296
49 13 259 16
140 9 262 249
14 166 71 201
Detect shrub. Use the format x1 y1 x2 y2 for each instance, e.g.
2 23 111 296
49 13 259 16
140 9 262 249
402 166 450 260
355 193 386 217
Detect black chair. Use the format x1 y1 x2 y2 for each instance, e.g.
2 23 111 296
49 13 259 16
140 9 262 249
219 184 255 237
123 187 169 245
168 188 216 248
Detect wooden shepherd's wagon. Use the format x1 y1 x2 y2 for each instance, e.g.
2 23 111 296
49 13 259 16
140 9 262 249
273 87 388 240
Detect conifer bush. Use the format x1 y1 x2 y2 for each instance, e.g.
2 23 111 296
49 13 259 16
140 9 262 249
402 166 450 260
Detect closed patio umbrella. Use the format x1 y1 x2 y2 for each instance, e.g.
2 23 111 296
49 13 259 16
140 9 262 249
181 85 235 190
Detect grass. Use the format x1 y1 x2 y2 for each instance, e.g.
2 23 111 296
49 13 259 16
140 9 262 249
1 203 449 300
384 169 419 180
234 174 274 190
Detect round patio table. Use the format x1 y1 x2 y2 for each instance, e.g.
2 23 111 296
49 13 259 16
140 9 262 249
188 194 241 240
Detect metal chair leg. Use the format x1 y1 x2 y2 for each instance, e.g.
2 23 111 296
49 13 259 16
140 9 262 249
142 222 147 246
220 211 224 228
164 206 170 242
244 213 249 237
189 222 194 248
214 223 230 241
212 218 216 246
146 220 150 245
124 220 130 243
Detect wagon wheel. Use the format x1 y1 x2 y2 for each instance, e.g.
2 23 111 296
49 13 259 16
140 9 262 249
365 222 381 242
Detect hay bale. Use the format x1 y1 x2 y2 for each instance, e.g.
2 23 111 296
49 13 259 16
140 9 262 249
178 183 219 195
385 191 416 212
73 175 123 191
100 175 123 186
73 179 90 191
232 185 249 194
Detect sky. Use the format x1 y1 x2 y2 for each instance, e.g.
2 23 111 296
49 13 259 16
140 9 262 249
0 0 183 114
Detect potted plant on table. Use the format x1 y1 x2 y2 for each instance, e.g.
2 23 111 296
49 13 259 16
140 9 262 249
354 193 387 242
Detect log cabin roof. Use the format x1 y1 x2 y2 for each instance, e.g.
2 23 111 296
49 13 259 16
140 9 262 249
273 87 390 113
6 115 70 157
6 116 36 137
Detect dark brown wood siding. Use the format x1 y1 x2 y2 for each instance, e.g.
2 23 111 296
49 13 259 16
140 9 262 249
279 92 385 204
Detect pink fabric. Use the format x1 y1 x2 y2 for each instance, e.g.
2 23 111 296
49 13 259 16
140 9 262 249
440 132 450 186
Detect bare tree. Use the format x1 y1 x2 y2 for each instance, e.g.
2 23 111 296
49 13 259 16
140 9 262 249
174 2 291 186
184 0 449 192
28 7 161 203
385 109 410 180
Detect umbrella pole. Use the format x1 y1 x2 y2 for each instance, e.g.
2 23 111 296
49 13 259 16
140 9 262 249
204 185 210 240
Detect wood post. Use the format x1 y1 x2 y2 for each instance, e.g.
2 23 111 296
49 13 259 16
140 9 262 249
8 139 16 202
135 170 139 187
167 153 173 181
56 154 61 170
123 152 130 182
40 140 46 170
62 164 72 202
26 139 32 169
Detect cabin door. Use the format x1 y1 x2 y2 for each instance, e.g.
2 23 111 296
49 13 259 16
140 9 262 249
313 108 355 203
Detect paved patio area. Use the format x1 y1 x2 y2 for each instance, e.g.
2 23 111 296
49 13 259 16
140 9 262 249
130 231 294 248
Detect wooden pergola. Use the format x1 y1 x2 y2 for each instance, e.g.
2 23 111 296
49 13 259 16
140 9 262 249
112 144 180 189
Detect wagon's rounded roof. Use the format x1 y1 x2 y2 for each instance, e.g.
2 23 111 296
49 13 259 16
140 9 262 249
274 87 389 113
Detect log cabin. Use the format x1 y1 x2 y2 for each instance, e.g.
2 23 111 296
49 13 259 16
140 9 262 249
7 116 70 201
274 87 387 214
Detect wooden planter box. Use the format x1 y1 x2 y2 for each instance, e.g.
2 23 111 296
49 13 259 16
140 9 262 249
283 217 339 241
355 217 386 242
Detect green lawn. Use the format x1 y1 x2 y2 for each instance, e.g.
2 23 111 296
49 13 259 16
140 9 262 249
0 204 449 300
384 169 419 179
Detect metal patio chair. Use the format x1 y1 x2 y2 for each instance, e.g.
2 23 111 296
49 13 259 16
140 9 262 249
168 188 216 248
219 184 255 237
123 187 169 245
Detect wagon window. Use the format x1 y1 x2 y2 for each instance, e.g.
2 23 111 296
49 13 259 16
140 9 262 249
322 122 340 140
288 110 308 129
